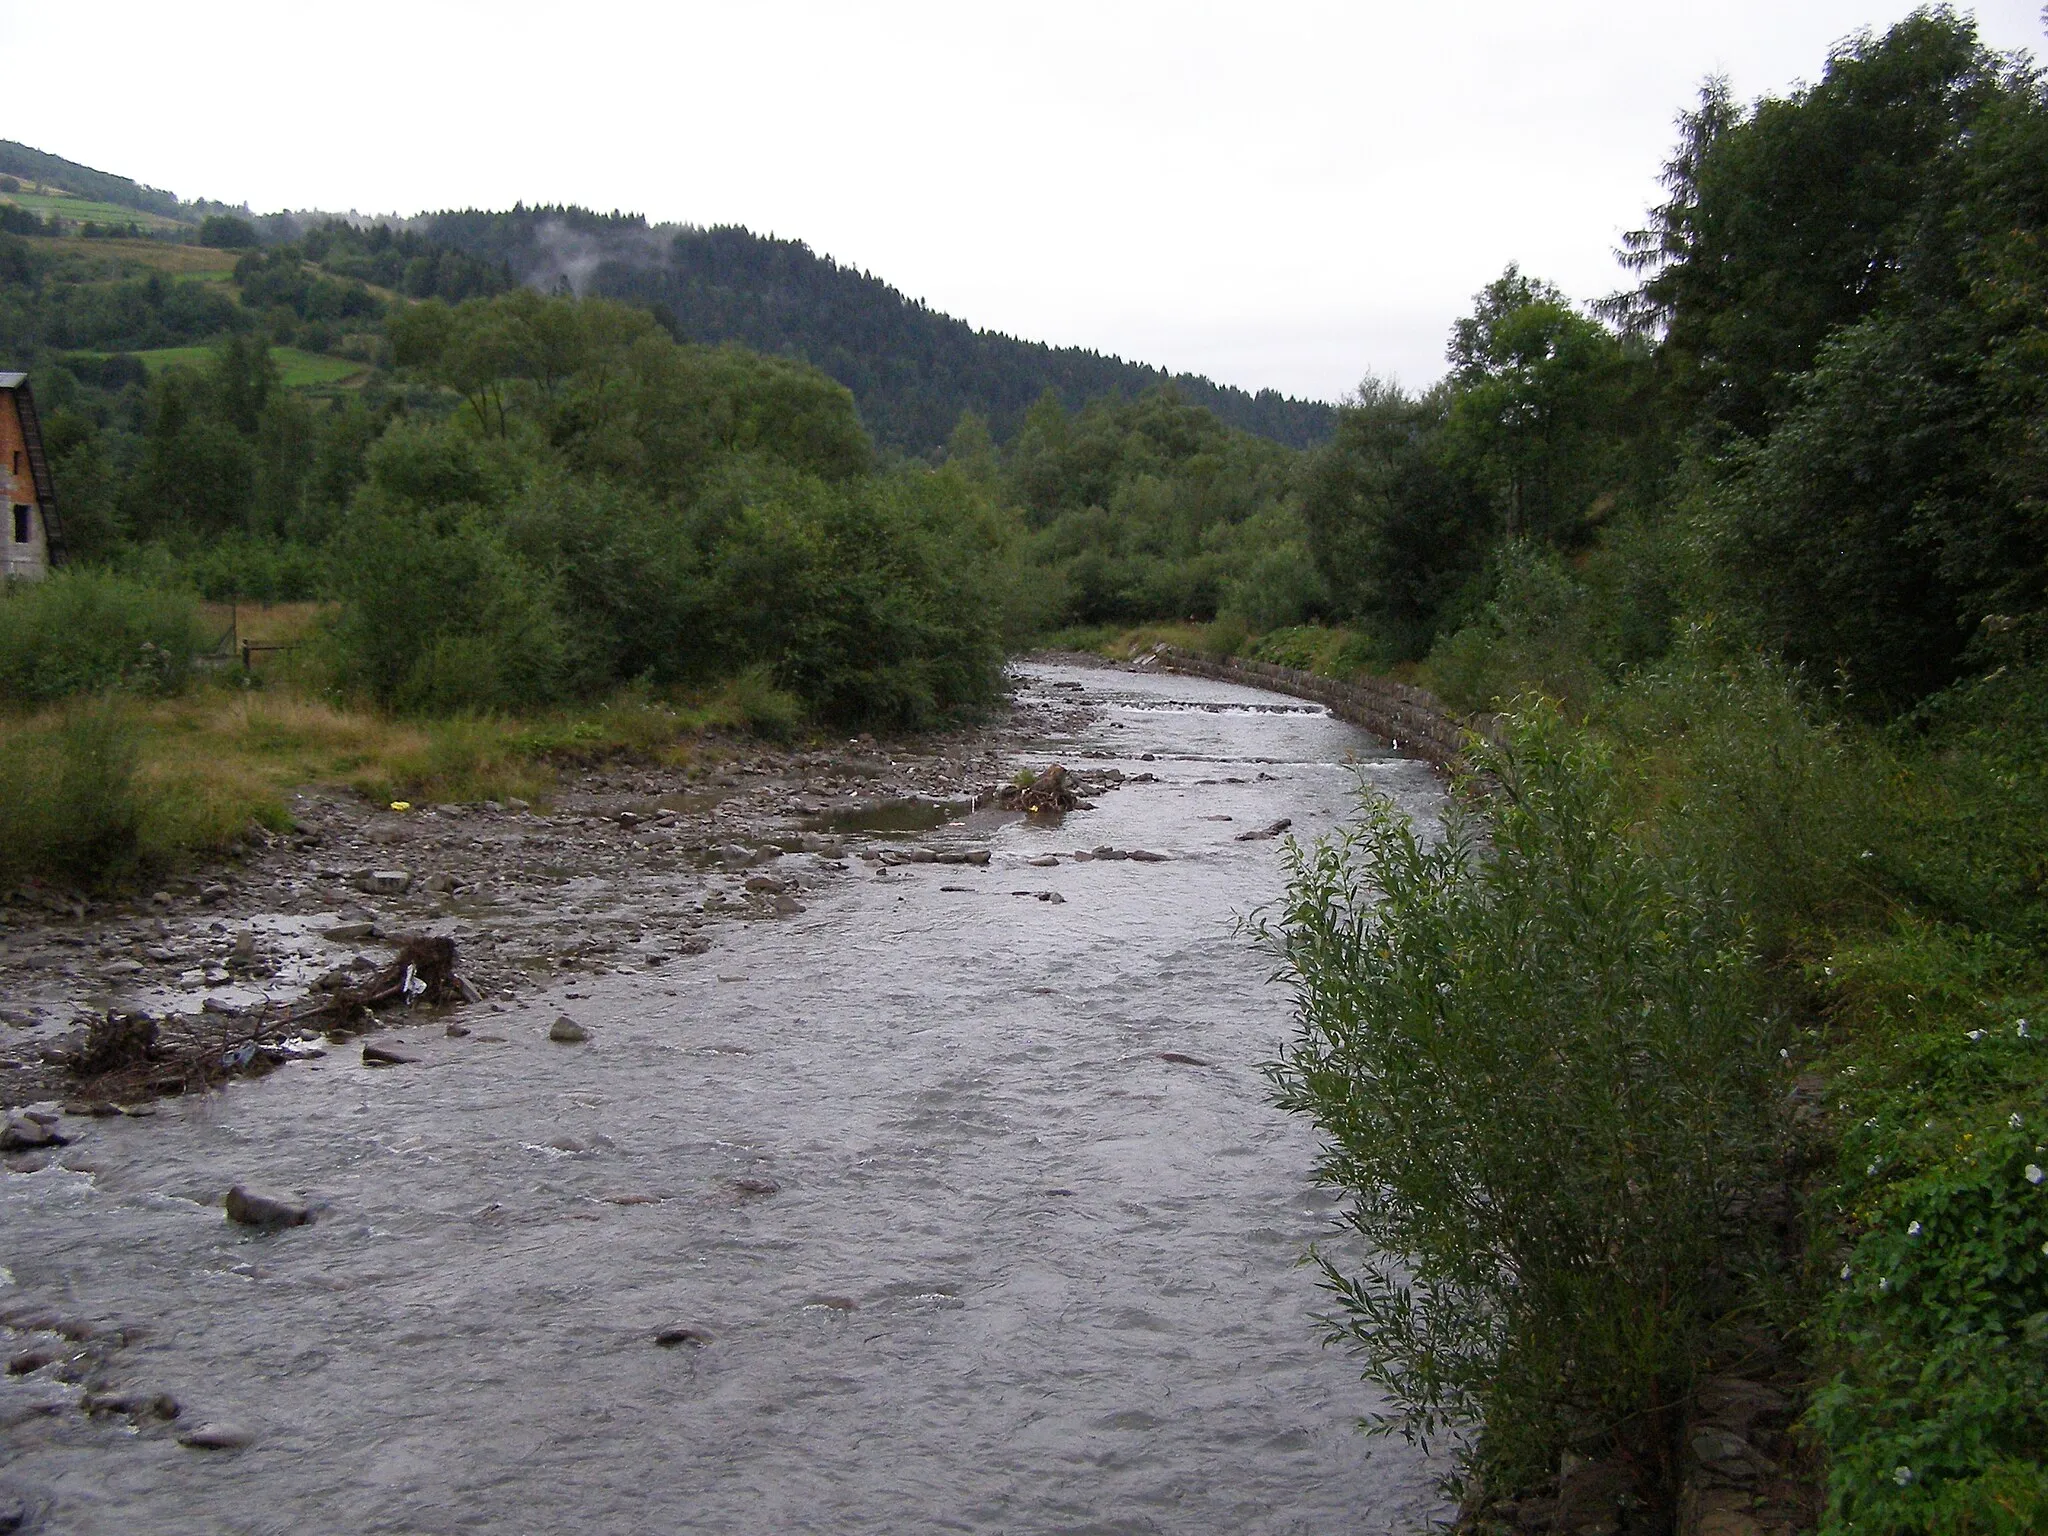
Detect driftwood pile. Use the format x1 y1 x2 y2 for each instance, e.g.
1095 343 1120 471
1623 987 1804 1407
996 764 1081 814
53 935 479 1104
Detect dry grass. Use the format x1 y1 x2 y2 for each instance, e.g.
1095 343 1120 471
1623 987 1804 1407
0 669 822 888
44 236 237 275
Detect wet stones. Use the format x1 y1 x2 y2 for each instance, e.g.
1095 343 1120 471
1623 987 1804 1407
82 1390 179 1422
731 1176 780 1197
360 1042 416 1067
223 1185 312 1230
1159 1052 1213 1068
1234 818 1292 841
549 1014 589 1044
353 870 413 896
1 1109 66 1152
177 1423 255 1451
654 1327 713 1348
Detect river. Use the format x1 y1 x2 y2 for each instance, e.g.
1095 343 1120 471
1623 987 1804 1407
0 661 1449 1535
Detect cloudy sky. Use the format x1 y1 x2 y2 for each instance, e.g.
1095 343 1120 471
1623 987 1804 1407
3 2 2043 401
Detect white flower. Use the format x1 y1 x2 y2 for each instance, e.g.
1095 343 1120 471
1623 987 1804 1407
1907 1221 1922 1236
1894 1466 1914 1486
2019 1020 2032 1039
1966 1029 1986 1042
1868 1161 1882 1176
1840 1263 1853 1281
1877 1277 1890 1292
1865 1117 1880 1129
2013 1113 2026 1130
2026 1164 2045 1186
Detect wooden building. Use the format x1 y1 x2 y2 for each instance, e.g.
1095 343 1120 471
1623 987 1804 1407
0 371 61 580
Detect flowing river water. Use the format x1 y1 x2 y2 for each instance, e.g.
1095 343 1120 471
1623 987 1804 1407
1 662 1449 1535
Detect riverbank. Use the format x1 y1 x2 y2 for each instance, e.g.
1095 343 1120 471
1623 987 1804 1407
0 668 1112 1114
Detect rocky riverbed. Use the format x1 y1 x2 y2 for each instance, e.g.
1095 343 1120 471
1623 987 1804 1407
0 667 1128 1111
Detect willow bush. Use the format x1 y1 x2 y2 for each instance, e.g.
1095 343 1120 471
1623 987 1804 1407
1259 704 1784 1489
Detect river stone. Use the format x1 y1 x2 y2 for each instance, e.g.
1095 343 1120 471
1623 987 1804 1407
320 922 377 942
224 1185 311 1229
744 875 787 894
1234 818 1292 841
1026 855 1060 867
178 1423 255 1451
654 1326 713 1348
0 1112 64 1152
549 1015 589 1044
83 1390 179 1421
732 1176 780 1197
357 869 413 896
361 1042 416 1066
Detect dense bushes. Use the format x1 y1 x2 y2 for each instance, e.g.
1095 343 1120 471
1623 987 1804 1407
1263 704 1783 1489
0 570 203 704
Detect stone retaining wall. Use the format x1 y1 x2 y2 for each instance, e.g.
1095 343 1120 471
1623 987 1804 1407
1145 646 1497 770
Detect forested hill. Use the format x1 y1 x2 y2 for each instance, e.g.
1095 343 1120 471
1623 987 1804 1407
413 207 1336 452
0 141 185 220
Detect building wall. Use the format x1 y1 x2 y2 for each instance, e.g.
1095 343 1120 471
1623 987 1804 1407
0 389 49 580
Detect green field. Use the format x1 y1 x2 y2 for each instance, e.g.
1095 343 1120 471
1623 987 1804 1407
76 345 369 388
1 190 188 232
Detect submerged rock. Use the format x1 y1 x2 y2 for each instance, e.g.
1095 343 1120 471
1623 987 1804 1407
654 1326 713 1348
223 1185 311 1230
177 1423 255 1451
549 1015 589 1044
1234 818 1292 842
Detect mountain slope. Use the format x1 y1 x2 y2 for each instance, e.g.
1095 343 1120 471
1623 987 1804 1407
416 207 1336 452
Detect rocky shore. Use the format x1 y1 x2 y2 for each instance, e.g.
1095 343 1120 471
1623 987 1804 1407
0 667 1121 1115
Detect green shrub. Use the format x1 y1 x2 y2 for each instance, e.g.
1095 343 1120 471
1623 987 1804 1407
1596 632 1886 955
1425 542 1601 713
0 570 205 704
1198 612 1249 658
1260 704 1782 1488
327 509 581 714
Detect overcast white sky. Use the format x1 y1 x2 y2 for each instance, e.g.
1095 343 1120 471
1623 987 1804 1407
3 2 2043 401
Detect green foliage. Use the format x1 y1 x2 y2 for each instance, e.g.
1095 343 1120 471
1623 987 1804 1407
1261 705 1781 1486
1007 387 1306 631
0 702 146 887
198 214 259 249
0 569 203 703
1424 542 1601 713
1804 915 2048 1535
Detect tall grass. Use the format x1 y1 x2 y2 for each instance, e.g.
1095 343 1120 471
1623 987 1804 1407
0 703 148 888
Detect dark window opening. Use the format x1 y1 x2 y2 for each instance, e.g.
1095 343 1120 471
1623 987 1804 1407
12 505 29 544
